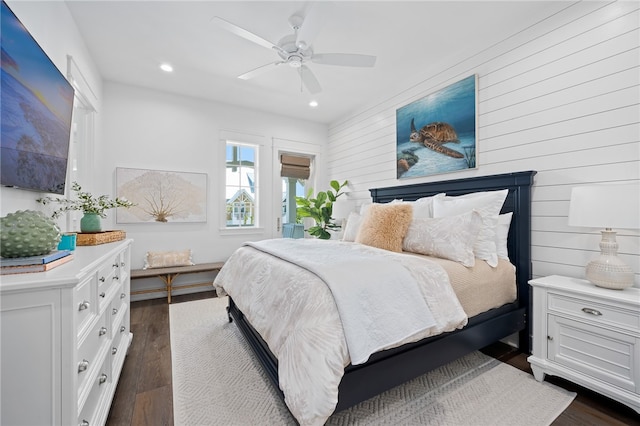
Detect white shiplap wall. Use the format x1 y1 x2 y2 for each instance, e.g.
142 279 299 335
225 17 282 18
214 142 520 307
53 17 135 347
327 1 640 286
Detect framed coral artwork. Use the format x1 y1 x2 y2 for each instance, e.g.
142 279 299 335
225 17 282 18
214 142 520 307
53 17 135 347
396 74 477 179
115 167 207 223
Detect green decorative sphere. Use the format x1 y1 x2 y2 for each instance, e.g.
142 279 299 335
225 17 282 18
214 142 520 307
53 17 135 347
0 210 61 258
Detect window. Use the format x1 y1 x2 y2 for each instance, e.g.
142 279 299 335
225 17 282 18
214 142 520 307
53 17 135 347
225 142 257 227
280 154 311 225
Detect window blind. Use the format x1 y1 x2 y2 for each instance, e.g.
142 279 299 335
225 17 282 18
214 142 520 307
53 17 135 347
280 155 310 179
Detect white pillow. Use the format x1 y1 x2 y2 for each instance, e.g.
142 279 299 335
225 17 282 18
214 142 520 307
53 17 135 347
403 210 482 267
433 189 508 267
359 203 371 216
342 212 363 242
362 194 444 219
360 199 404 216
412 193 445 218
496 212 513 260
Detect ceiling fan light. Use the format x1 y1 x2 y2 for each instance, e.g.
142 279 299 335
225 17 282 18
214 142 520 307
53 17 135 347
160 63 173 72
309 100 318 108
288 56 303 68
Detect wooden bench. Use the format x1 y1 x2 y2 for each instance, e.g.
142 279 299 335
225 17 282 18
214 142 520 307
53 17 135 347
130 262 224 303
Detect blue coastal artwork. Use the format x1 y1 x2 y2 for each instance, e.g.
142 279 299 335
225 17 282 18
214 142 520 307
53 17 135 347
396 75 477 179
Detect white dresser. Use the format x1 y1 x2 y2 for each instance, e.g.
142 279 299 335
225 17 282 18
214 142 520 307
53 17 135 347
528 275 640 414
0 239 133 426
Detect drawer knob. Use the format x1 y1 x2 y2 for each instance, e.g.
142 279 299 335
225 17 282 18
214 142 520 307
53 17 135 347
121 261 125 267
78 359 90 373
98 373 108 385
113 276 120 281
120 292 126 299
99 277 106 282
112 308 118 315
112 347 118 355
78 301 90 311
99 292 106 298
80 420 90 426
113 263 119 268
120 325 126 333
99 327 107 336
582 307 602 316
547 336 553 341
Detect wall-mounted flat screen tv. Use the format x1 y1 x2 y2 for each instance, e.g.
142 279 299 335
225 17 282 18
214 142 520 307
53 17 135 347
1 0 75 195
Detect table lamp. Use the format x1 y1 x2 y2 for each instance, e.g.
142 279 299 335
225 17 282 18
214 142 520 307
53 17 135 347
568 183 640 289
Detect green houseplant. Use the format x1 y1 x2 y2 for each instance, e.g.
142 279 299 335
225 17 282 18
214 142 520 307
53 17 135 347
37 182 134 232
296 180 348 240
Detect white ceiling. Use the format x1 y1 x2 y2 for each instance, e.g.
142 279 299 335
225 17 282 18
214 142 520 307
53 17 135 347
66 1 567 125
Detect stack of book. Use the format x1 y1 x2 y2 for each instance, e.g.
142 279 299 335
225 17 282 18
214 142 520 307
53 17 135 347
0 250 74 275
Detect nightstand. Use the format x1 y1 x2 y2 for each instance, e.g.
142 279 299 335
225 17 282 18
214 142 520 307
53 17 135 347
528 275 640 414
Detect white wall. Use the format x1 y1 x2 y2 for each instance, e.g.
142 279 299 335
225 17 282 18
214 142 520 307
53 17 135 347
0 1 328 299
102 82 328 273
0 1 102 215
326 2 640 286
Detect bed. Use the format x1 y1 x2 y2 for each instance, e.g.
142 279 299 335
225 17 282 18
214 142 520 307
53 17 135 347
216 170 536 425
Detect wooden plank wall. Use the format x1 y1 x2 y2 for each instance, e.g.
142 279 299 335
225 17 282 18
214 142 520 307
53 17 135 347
327 2 640 285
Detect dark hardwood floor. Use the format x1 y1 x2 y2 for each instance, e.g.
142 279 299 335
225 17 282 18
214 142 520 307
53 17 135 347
107 291 640 426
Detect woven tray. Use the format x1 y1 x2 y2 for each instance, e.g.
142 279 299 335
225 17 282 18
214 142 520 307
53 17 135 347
76 230 126 246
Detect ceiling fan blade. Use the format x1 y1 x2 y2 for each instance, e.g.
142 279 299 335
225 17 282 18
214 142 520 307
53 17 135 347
294 2 335 50
298 65 322 94
312 53 377 67
212 16 285 54
238 62 283 80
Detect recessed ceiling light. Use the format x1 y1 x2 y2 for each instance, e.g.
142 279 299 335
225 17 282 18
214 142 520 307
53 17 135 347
309 100 318 108
160 63 173 72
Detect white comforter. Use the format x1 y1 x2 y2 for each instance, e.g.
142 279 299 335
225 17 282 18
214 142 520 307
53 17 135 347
245 239 437 365
214 239 467 426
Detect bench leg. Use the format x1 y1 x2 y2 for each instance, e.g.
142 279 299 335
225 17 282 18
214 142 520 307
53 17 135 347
159 273 179 304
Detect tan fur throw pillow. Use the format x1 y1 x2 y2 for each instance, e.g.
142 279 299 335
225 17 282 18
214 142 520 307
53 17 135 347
355 203 413 252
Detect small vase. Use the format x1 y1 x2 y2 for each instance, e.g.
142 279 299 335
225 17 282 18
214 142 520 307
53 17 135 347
80 213 102 233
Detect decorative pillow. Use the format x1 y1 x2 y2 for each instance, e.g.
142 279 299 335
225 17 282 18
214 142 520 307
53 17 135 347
355 203 413 252
342 212 363 242
496 212 513 260
144 249 194 269
403 210 482 267
433 189 508 267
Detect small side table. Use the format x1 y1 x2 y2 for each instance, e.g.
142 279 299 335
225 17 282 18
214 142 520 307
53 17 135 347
528 275 640 414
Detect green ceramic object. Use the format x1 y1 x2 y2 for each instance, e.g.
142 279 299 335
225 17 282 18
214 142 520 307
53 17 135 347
0 210 61 258
80 213 102 233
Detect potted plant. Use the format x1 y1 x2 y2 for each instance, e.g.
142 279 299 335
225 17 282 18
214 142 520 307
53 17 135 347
296 180 348 240
37 182 134 233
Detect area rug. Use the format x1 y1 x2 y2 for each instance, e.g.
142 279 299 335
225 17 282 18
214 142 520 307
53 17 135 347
170 297 575 426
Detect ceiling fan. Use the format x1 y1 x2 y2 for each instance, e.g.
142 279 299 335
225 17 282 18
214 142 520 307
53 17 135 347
212 5 376 94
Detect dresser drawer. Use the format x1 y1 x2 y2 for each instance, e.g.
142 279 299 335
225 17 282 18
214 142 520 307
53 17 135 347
548 292 640 332
548 314 636 392
118 247 130 279
110 309 129 369
75 277 96 338
77 311 110 404
78 354 111 426
110 294 126 330
97 257 121 312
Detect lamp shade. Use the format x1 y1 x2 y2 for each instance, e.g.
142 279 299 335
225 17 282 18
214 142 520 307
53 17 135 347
568 183 640 230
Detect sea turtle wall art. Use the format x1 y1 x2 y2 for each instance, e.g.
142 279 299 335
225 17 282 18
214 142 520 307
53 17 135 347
396 75 477 179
